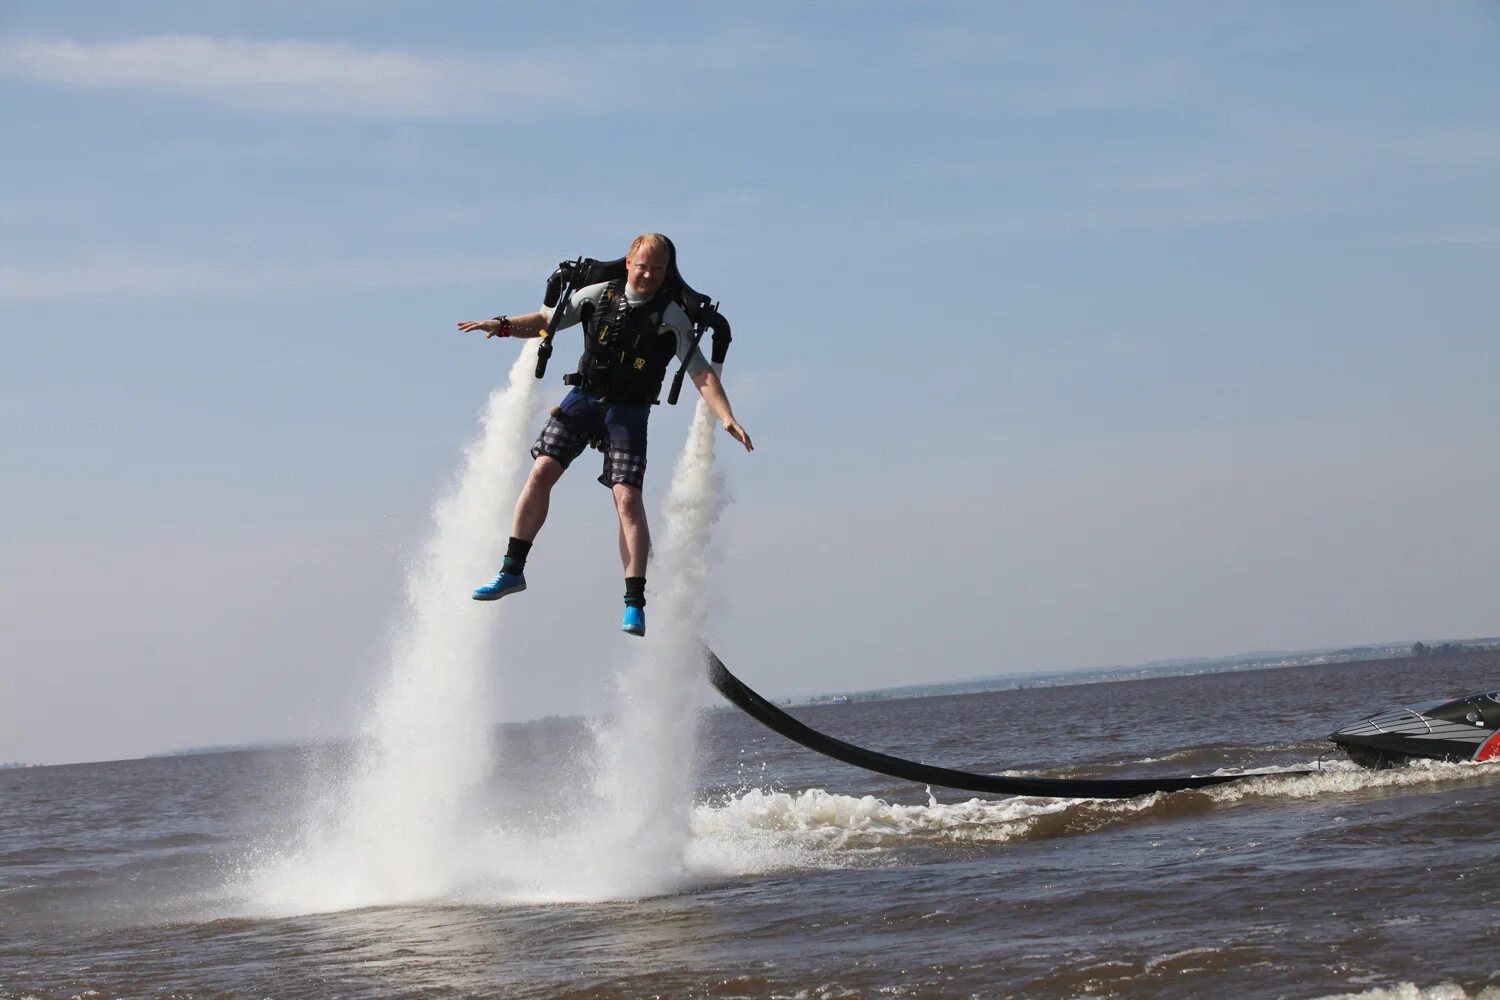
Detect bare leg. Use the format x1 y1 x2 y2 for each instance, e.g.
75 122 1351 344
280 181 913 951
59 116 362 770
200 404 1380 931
512 456 565 541
612 483 650 577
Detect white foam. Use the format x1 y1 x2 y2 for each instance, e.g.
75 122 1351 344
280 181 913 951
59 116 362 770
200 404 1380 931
418 786 1092 902
243 343 540 914
349 403 732 906
685 787 1087 875
681 756 1500 878
1311 983 1500 1000
1201 756 1499 805
233 388 737 912
578 399 728 896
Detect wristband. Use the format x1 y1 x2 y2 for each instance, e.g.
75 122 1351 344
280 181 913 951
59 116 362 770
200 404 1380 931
491 315 512 336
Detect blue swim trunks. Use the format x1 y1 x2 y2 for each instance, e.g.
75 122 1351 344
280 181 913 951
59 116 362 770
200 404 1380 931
530 388 650 489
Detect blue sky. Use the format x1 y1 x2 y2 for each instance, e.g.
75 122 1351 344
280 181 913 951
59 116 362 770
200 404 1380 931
3 2 1497 765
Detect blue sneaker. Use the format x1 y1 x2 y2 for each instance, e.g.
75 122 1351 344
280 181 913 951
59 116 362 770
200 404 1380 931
621 605 645 636
473 570 526 601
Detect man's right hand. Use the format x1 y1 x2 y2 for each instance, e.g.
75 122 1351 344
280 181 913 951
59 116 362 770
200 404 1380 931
456 319 509 338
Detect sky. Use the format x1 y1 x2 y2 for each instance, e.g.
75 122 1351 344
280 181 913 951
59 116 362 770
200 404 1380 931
2 2 1497 766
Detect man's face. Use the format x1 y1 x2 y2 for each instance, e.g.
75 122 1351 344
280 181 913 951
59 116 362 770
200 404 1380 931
625 243 670 298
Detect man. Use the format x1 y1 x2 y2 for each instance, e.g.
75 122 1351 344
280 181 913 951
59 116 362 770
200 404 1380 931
456 234 753 637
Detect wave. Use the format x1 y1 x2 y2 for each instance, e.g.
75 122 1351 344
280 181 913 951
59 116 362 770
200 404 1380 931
685 757 1500 876
1310 983 1500 1000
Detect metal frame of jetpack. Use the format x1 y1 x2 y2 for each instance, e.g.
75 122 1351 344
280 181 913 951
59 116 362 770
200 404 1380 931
532 238 732 400
704 647 1309 799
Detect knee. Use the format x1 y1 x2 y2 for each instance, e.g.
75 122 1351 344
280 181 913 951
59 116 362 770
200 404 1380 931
529 457 564 489
613 486 646 523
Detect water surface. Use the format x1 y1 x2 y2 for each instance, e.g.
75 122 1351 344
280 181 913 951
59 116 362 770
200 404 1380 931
4 651 1499 999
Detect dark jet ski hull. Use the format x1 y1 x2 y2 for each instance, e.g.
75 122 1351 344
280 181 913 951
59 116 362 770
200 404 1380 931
1330 691 1500 769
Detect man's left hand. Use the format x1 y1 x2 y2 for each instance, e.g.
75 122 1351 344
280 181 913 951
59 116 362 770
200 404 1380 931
725 420 754 452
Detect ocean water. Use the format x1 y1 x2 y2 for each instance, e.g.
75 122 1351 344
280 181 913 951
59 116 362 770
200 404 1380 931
4 650 1499 999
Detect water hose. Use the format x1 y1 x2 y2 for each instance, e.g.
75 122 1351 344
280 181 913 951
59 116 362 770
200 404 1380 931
704 646 1290 799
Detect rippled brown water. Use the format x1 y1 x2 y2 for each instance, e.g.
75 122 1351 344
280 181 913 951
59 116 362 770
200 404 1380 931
4 651 1499 999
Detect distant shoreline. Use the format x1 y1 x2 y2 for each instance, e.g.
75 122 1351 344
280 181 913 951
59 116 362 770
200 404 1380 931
13 637 1497 769
792 637 1500 706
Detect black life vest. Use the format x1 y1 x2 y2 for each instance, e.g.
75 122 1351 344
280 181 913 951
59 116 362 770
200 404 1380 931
570 280 680 405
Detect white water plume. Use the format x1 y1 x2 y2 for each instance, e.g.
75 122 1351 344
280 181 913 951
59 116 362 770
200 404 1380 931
411 399 731 904
583 399 728 897
244 384 735 910
248 342 540 913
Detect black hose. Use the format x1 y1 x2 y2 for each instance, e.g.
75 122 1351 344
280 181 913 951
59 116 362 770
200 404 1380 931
704 647 1296 799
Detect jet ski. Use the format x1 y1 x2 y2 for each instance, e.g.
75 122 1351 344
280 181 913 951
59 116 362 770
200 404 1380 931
1329 691 1500 769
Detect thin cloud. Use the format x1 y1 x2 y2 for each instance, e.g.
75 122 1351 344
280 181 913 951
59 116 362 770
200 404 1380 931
0 33 774 119
1291 122 1500 167
1108 120 1500 196
1074 120 1500 237
0 251 544 302
0 36 476 116
1406 228 1500 246
0 193 73 227
891 190 1347 247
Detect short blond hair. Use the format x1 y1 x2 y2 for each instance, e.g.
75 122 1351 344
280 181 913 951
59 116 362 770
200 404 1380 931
627 232 671 261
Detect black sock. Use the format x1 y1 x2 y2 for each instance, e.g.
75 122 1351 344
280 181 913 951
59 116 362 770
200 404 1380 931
502 537 533 574
624 576 646 608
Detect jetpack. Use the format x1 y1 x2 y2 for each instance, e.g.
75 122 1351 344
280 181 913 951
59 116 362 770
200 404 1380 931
533 234 732 404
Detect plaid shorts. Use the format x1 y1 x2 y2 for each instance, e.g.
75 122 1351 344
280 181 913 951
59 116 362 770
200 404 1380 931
530 388 650 490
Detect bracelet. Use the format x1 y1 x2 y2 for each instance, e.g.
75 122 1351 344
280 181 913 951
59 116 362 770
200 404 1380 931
491 315 512 336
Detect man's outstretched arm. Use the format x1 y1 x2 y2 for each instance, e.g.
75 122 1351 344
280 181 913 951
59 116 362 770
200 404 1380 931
456 308 555 339
692 368 754 452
